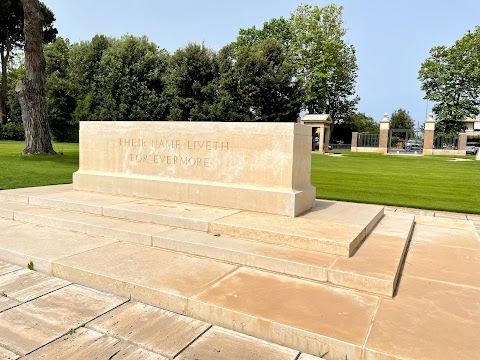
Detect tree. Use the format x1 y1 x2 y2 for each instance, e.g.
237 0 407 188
231 39 303 122
290 4 359 120
44 37 77 141
418 27 480 134
169 43 218 121
15 0 54 154
5 53 24 125
68 34 112 123
0 0 56 124
65 35 170 123
330 112 379 143
236 17 293 52
93 35 170 121
390 109 415 131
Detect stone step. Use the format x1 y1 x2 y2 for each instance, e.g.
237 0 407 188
0 199 412 297
152 213 413 297
209 200 385 256
0 185 384 256
33 238 379 359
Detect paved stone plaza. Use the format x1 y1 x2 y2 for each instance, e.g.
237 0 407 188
0 261 319 359
0 185 479 359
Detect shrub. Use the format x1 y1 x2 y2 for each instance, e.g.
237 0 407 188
0 122 25 141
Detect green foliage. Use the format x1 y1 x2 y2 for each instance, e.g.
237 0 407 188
68 35 171 122
94 35 170 121
390 109 415 131
0 0 57 124
66 328 76 335
169 43 218 121
331 112 379 143
0 122 24 140
44 37 77 142
27 261 34 271
236 17 293 51
419 26 480 134
5 55 25 124
290 4 359 119
229 39 304 122
234 4 359 121
68 35 113 122
1 3 360 134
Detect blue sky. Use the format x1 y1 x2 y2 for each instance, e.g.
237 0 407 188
42 0 479 125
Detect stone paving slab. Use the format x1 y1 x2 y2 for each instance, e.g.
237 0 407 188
0 345 19 360
412 223 480 249
87 301 211 358
415 214 477 231
28 189 139 215
0 284 126 356
394 207 435 217
302 200 384 234
404 242 480 289
365 276 480 360
0 221 117 273
0 297 20 313
14 206 173 247
0 269 70 302
0 201 32 220
52 242 237 314
176 326 299 360
23 327 166 360
103 198 241 231
189 267 379 359
0 184 72 204
0 261 21 276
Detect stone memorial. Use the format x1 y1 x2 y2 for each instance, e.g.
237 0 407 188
73 121 316 217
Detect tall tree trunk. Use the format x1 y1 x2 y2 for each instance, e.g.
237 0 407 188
0 49 7 125
15 0 55 154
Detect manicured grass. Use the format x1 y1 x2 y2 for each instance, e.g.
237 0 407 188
311 152 480 214
0 141 79 190
1 141 479 214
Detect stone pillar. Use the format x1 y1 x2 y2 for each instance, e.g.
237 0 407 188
379 113 390 154
351 132 358 152
423 113 435 156
476 148 480 161
324 126 331 153
317 126 325 154
458 133 467 155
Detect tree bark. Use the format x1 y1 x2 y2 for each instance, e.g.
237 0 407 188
15 0 55 154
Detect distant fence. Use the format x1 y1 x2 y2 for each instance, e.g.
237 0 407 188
358 133 379 147
330 144 351 150
351 133 380 153
432 134 465 155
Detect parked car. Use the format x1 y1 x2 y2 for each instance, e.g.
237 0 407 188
466 141 480 155
404 139 423 151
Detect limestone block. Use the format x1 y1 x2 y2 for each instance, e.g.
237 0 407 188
73 122 316 217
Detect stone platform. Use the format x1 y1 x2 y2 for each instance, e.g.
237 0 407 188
0 260 316 359
1 185 479 359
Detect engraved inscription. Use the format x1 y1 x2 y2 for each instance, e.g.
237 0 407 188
118 138 229 168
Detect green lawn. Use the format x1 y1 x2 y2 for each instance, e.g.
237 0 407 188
311 152 480 214
1 141 479 214
0 141 79 190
